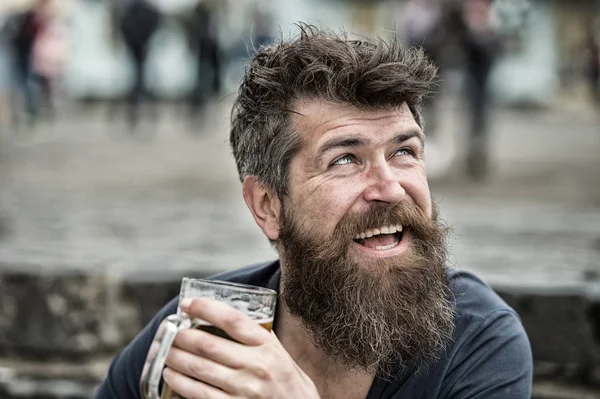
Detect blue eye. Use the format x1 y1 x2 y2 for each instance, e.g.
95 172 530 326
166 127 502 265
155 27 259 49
332 155 354 166
395 148 414 157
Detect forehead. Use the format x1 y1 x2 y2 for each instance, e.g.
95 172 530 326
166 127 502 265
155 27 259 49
290 99 420 148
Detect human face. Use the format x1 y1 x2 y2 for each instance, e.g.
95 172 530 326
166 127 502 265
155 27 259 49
277 100 452 375
284 99 432 262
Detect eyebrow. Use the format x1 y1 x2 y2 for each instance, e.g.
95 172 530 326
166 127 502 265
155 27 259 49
316 130 425 163
393 130 425 148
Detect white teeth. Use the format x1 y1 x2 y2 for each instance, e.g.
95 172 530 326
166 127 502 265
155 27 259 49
354 231 368 240
375 239 400 251
354 225 405 240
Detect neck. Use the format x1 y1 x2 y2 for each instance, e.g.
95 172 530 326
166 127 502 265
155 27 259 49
274 301 375 399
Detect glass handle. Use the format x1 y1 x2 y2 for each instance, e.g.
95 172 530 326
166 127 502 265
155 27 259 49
140 314 191 399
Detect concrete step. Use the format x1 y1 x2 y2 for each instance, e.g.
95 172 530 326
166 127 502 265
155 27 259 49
0 268 213 360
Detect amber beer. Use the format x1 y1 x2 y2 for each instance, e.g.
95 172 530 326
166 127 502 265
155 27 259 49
161 315 274 399
191 318 274 338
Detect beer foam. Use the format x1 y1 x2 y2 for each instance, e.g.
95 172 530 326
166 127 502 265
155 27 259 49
178 296 274 327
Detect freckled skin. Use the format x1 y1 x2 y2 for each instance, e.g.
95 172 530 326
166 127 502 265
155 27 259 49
281 99 432 242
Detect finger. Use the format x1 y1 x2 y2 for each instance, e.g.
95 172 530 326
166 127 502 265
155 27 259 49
173 327 250 369
165 346 235 393
141 318 170 371
141 317 176 381
162 367 232 399
181 298 271 346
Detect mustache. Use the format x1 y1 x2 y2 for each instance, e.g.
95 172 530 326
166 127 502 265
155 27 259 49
335 200 435 239
278 199 447 265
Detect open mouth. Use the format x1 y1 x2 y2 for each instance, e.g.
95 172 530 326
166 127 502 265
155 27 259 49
353 225 404 251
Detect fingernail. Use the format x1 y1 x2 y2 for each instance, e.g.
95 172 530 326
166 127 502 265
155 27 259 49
180 298 192 310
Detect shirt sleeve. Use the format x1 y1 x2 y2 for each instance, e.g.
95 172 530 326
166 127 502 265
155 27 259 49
94 299 178 399
442 309 533 399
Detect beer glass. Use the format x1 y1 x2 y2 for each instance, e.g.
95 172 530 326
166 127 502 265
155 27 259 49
139 278 278 399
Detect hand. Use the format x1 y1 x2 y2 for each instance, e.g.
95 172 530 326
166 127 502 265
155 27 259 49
163 297 321 399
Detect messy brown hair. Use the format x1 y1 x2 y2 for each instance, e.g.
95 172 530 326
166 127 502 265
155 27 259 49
230 23 437 198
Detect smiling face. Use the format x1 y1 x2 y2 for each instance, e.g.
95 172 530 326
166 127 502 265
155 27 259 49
271 99 454 376
281 99 432 261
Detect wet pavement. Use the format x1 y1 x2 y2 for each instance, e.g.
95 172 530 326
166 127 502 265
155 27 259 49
0 98 598 287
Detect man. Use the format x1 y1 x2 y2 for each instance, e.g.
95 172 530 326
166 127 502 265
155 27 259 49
96 24 532 398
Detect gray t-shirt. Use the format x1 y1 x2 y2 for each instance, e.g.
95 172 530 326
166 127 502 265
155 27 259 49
95 261 532 398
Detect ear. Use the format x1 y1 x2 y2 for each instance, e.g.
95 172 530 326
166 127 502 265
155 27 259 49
242 176 281 241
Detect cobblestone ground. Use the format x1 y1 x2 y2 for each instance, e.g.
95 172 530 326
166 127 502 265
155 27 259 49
0 98 598 286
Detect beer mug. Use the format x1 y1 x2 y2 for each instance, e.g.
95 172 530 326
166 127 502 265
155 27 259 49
139 278 278 399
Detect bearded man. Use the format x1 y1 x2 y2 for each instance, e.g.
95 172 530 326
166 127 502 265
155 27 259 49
95 24 532 399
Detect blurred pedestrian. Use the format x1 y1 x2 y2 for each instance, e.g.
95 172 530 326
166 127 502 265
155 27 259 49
31 6 69 122
0 13 15 129
448 0 501 181
7 0 52 127
182 1 221 118
587 17 600 106
119 0 161 128
251 2 274 50
397 0 445 136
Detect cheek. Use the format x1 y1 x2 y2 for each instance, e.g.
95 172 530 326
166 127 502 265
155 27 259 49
405 172 432 216
298 181 359 229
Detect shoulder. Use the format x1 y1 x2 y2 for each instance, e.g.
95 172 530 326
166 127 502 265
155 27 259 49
439 269 533 398
449 269 515 321
447 268 531 365
209 260 280 288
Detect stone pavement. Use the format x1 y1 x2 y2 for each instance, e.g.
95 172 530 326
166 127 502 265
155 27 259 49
0 97 599 397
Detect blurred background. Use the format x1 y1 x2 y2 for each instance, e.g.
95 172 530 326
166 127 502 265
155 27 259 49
0 0 598 398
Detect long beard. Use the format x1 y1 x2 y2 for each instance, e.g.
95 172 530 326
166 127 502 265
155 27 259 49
278 200 455 379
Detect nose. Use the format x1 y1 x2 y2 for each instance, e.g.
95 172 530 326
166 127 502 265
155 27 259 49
362 161 405 205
